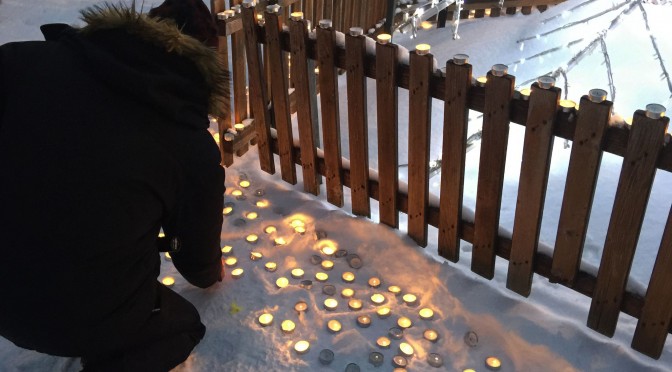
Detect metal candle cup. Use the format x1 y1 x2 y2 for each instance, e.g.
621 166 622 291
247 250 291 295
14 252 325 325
327 319 342 333
348 298 363 311
356 315 372 328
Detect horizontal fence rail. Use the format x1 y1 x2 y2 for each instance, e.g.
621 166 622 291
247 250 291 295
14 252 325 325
236 3 672 360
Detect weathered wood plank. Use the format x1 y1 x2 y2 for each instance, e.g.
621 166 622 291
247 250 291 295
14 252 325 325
507 82 560 296
438 58 472 262
490 7 501 17
289 17 321 195
474 8 486 18
376 39 399 228
323 0 333 21
333 0 343 32
316 24 344 207
551 96 612 285
315 0 324 22
231 0 248 124
242 5 275 173
345 30 371 217
506 7 517 14
407 48 433 247
632 204 672 359
472 69 515 279
521 5 532 14
588 110 669 337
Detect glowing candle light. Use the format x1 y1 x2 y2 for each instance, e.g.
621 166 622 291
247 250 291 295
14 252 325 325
321 260 334 270
463 369 477 372
221 245 233 255
164 252 172 260
419 308 434 320
342 272 355 283
291 268 305 279
294 226 306 234
246 234 258 244
420 20 433 30
294 340 310 355
158 231 165 238
376 306 391 319
388 285 402 296
281 319 296 334
274 237 287 246
368 277 381 288
249 251 263 261
224 257 238 267
519 87 531 100
402 293 418 307
264 225 276 234
370 293 386 305
256 200 269 208
245 211 258 220
424 328 439 342
327 319 342 333
377 33 391 44
231 190 243 196
320 245 336 256
161 276 175 287
416 43 431 55
397 316 412 329
234 123 245 131
348 298 363 311
560 99 576 112
265 262 277 272
427 353 443 368
315 272 329 282
324 298 338 311
392 355 408 368
290 219 305 228
485 357 502 370
356 315 372 328
258 313 273 326
294 301 308 313
222 206 234 215
231 268 244 279
341 288 355 298
290 11 304 21
476 76 487 87
239 180 251 188
276 277 289 288
399 342 414 358
376 336 391 349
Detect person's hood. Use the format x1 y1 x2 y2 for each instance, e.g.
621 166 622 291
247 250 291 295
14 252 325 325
43 3 229 125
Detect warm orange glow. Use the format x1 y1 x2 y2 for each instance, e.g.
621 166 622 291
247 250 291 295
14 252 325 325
368 277 381 288
224 257 238 267
294 301 308 312
239 180 251 188
258 313 273 326
419 308 434 320
221 245 233 255
245 211 258 220
294 340 310 355
281 319 296 334
315 272 329 282
161 276 175 286
276 277 289 288
231 268 244 278
317 240 338 255
250 251 263 261
274 237 287 246
420 21 432 30
397 316 412 329
399 342 414 357
356 315 371 327
342 272 355 283
321 260 334 270
403 293 418 306
388 285 401 295
291 268 305 279
348 298 363 311
376 306 391 318
485 356 502 370
341 288 355 298
231 189 243 196
294 226 306 234
370 293 386 305
416 43 431 55
264 225 276 234
264 262 277 272
256 200 269 208
424 328 439 342
376 336 391 348
324 298 338 311
327 319 342 333
246 234 258 243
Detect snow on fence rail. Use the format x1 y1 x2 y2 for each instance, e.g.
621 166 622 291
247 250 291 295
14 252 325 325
215 2 671 360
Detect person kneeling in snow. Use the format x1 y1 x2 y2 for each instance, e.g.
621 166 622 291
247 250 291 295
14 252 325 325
0 1 228 370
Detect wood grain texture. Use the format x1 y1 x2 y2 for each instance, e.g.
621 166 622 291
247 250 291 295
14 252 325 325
551 96 612 285
471 71 515 279
231 0 248 123
438 59 472 262
506 83 560 296
588 111 669 337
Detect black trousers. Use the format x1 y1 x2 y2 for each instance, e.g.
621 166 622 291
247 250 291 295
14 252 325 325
81 283 206 372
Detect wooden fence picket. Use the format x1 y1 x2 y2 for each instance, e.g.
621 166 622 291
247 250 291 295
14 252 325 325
230 0 248 125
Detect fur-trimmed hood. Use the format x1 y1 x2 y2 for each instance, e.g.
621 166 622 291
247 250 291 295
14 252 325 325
51 2 229 121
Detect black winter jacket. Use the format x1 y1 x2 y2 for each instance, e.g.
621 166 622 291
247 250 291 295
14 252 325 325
0 6 227 356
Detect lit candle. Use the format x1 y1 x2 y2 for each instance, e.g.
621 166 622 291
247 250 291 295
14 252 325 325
370 293 386 305
420 21 433 30
392 355 408 368
294 226 306 234
423 329 439 342
231 190 243 196
418 308 434 320
276 277 289 288
294 301 308 313
291 268 305 279
224 257 238 267
239 180 251 188
256 200 269 208
368 352 384 367
264 225 277 234
377 33 391 44
320 245 336 256
264 262 277 272
315 272 329 282
402 293 418 307
399 342 414 358
290 219 305 228
274 237 287 246
234 123 245 131
245 211 258 220
427 353 444 368
281 319 296 334
222 206 234 215
258 313 273 326
368 277 381 288
321 260 334 271
376 307 391 319
164 252 172 260
416 43 431 55
322 284 336 296
231 268 244 279
290 11 304 21
560 99 576 113
463 369 477 372
388 285 402 296
476 76 487 87
519 88 531 100
161 276 175 287
318 348 334 365
357 315 372 328
341 288 355 298
327 319 342 333
376 336 391 349
397 316 412 329
221 245 233 255
249 251 263 261
324 298 338 311
342 272 355 283
388 327 404 340
485 357 502 370
348 298 363 311
294 340 310 355
246 234 258 244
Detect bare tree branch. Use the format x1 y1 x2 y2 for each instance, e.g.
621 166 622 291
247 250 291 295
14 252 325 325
541 0 599 24
507 38 584 66
600 35 617 103
638 1 672 98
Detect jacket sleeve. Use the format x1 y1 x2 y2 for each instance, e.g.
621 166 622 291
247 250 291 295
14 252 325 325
0 48 4 126
166 130 224 288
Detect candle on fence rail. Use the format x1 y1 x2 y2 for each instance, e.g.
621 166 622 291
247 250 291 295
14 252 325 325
376 306 391 319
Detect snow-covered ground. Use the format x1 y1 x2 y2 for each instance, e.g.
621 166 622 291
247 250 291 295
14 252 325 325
1 0 671 371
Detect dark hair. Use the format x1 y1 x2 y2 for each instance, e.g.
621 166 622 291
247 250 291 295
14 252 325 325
148 0 218 48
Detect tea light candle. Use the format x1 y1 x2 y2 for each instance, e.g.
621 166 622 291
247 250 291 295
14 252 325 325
291 268 305 279
485 356 502 370
281 319 296 334
318 349 334 365
239 180 251 188
246 234 258 244
348 298 363 311
324 298 338 311
310 255 323 265
377 33 391 44
342 272 355 283
231 268 244 279
294 226 306 234
224 257 238 267
294 301 308 313
276 277 289 288
519 87 531 100
221 245 233 255
249 251 263 261
245 211 258 220
258 313 273 326
418 308 434 320
476 76 487 87
164 252 171 260
376 336 391 349
290 11 304 21
560 99 576 112
427 353 443 368
161 276 175 287
264 262 277 272
234 123 245 131
222 205 234 215
322 284 336 296
274 237 287 246
327 319 342 333
588 88 607 103
290 219 305 228
370 293 386 305
341 288 355 298
392 355 408 368
231 190 243 196
315 272 329 282
397 316 412 329
388 327 404 340
423 329 439 342
264 225 277 234
402 294 418 307
347 255 362 269
356 315 372 328
368 352 384 367
464 330 479 347
321 260 334 270
320 245 336 256
388 285 402 296
368 277 381 288
416 43 431 55
294 340 310 355
399 342 414 358
376 306 391 319
256 200 269 208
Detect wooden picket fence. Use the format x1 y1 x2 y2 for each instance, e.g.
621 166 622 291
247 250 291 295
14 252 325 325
215 2 672 360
